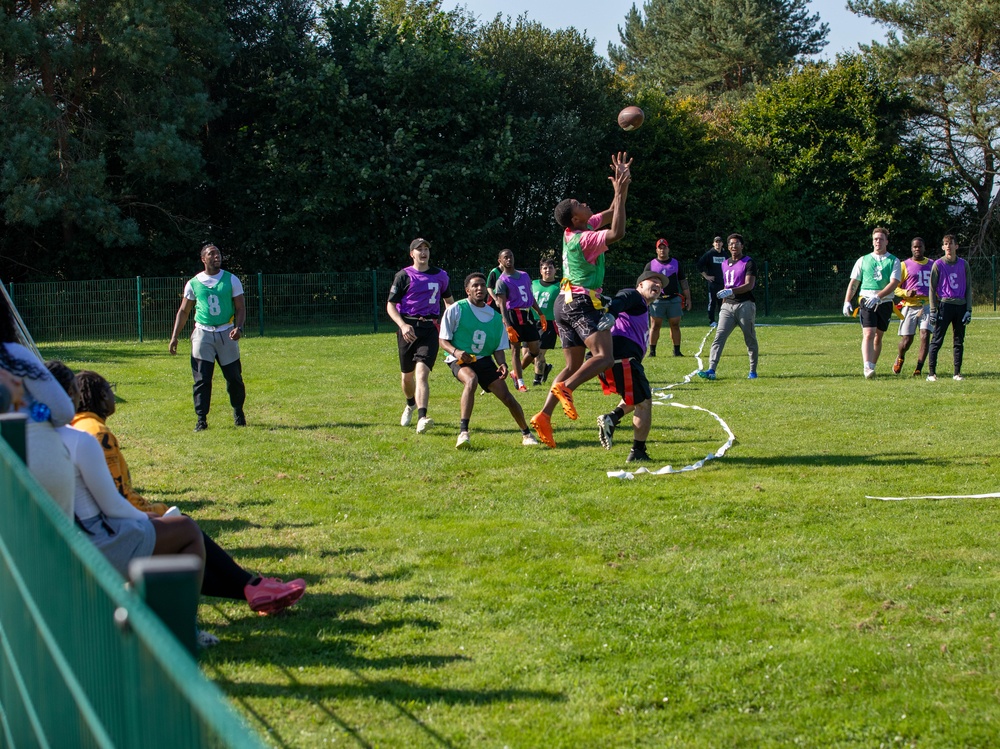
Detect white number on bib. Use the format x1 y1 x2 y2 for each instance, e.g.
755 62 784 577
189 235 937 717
518 286 529 304
539 291 551 308
724 269 737 287
920 270 931 289
208 294 222 316
427 282 440 305
471 329 487 353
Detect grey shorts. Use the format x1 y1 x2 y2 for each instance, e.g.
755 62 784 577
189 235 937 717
192 327 241 366
898 304 931 336
78 514 156 577
650 296 683 320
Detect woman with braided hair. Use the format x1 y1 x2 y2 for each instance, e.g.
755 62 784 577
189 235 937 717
1 297 75 516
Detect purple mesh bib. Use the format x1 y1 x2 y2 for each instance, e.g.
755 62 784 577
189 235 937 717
396 267 449 317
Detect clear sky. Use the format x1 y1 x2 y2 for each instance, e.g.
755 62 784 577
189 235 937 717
441 0 888 59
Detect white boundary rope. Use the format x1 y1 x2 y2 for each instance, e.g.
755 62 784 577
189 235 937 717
866 493 1000 502
607 328 736 479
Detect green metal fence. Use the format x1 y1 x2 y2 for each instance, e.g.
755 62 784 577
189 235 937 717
0 437 266 748
7 258 998 342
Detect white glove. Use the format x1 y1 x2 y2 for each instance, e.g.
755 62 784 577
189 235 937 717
716 288 734 300
863 295 882 310
842 302 854 317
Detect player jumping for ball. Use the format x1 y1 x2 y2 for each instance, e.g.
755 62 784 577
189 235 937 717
530 152 632 448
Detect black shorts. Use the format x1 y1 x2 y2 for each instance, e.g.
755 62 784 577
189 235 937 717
507 308 540 344
537 319 558 350
397 322 439 373
598 357 651 407
554 293 604 348
860 302 893 331
450 356 503 389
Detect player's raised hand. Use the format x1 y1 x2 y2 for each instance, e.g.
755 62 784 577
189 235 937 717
610 151 633 177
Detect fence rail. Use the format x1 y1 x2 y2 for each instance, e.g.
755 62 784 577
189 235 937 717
8 258 998 342
0 436 266 748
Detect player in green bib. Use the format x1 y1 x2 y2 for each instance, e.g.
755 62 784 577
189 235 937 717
842 227 901 378
439 273 537 449
530 254 560 386
169 243 248 431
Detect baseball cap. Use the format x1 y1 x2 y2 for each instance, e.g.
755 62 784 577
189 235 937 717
655 238 669 249
409 238 431 251
714 236 723 242
637 270 668 287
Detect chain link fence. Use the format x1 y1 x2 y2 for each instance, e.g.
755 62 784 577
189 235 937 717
6 258 997 342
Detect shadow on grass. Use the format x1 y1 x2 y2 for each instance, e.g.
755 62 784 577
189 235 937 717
723 453 951 468
344 566 414 584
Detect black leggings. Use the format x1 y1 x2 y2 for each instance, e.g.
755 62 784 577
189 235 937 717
927 303 967 376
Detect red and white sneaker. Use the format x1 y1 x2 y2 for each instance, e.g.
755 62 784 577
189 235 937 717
245 577 307 615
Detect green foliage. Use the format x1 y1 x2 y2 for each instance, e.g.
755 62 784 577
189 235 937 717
611 0 828 99
849 0 1000 249
725 56 957 259
0 0 230 279
44 320 1000 746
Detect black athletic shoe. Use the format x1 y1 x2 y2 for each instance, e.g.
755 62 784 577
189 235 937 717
532 377 543 386
195 416 208 432
673 349 683 357
597 413 616 450
543 363 553 382
649 345 657 357
234 410 246 427
626 447 651 463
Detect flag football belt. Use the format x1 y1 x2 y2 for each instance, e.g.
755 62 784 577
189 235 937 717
510 308 532 326
599 357 637 406
560 279 605 310
402 314 440 328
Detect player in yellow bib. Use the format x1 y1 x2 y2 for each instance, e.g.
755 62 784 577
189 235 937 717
169 243 247 431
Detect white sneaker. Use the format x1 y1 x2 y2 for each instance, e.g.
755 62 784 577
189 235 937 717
522 433 539 446
953 374 964 381
926 374 937 382
400 405 414 427
863 367 875 379
456 431 470 449
416 417 433 433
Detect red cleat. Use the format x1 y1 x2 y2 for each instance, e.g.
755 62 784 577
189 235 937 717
245 577 307 615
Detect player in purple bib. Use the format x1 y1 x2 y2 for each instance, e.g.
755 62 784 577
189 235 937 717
387 238 455 432
492 249 547 392
926 235 973 381
595 271 666 463
891 237 934 376
644 238 692 357
698 234 759 380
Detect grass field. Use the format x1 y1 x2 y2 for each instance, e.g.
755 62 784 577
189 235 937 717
44 313 1000 748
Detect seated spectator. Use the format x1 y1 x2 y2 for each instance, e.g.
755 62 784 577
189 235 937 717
69 368 307 615
1 299 75 516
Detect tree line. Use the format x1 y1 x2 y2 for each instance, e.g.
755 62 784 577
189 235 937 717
1 0 994 282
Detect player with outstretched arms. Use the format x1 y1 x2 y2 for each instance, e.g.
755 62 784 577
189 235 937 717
387 238 454 433
530 151 632 448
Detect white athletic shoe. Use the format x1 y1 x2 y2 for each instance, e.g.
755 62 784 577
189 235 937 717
926 374 937 382
196 629 220 649
863 366 875 379
456 431 470 449
522 433 539 446
416 417 433 434
953 374 964 381
400 405 414 427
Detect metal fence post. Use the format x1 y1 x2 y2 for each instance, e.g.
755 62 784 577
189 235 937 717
992 256 996 311
136 276 143 342
372 269 379 333
257 271 264 337
763 260 770 316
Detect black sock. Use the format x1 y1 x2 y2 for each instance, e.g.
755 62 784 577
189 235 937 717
611 407 626 426
418 408 427 419
632 439 646 452
460 419 470 432
650 345 657 356
406 397 416 407
521 428 530 436
673 345 681 355
201 532 254 600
